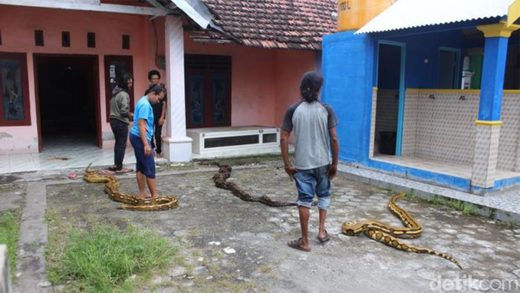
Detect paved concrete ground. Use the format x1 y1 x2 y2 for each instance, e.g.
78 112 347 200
2 160 520 292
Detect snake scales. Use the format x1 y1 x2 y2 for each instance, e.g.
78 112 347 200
342 192 463 269
83 164 178 211
212 165 297 207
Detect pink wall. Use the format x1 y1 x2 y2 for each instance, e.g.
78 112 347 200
0 5 319 154
274 50 319 125
184 36 318 127
0 5 154 153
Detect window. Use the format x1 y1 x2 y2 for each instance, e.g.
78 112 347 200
104 55 134 121
185 54 232 128
122 34 130 50
62 31 70 47
0 53 30 126
34 30 44 46
87 32 96 48
438 48 461 89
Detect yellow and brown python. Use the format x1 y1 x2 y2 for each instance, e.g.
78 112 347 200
342 192 463 269
83 164 178 211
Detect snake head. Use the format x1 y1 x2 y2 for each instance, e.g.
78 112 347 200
342 221 360 236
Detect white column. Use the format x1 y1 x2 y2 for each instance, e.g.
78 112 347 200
162 15 192 162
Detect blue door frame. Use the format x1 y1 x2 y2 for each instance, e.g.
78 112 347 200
376 40 406 156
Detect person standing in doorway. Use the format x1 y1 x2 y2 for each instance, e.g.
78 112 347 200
130 84 163 200
109 73 133 173
281 71 339 252
147 70 167 157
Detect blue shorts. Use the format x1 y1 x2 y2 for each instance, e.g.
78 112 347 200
129 134 156 178
294 165 331 210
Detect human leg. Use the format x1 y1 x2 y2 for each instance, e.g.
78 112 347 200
136 171 147 198
111 119 128 169
154 124 163 154
288 170 315 251
141 141 158 199
316 165 332 241
130 134 148 199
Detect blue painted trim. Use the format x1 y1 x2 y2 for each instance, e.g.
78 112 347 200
438 47 462 89
377 40 406 156
367 159 471 190
471 176 520 193
479 36 509 121
396 44 406 156
365 159 520 193
370 18 500 39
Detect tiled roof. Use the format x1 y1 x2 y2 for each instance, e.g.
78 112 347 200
200 0 337 50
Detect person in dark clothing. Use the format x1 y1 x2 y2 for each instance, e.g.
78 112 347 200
151 87 167 156
108 73 133 172
146 70 167 157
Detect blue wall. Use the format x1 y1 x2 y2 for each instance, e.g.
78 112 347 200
322 31 375 164
378 30 467 88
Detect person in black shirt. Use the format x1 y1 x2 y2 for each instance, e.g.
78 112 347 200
146 70 167 157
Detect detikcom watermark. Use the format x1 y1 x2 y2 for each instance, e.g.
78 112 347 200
430 272 520 292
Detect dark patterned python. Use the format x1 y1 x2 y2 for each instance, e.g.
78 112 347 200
342 192 463 269
83 164 178 211
213 165 297 207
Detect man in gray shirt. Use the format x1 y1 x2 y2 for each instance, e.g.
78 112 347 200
281 71 339 252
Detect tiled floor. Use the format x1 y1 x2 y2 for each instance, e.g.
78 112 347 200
0 136 137 174
373 155 520 180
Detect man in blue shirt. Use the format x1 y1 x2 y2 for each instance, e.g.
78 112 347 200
130 84 164 200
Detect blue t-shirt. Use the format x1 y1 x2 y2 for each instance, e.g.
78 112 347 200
130 96 154 141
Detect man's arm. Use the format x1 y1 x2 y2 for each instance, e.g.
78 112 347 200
119 94 130 118
280 130 296 181
159 101 167 126
138 119 152 156
328 127 339 179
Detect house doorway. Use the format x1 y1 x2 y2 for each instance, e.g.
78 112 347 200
439 48 461 89
185 54 231 128
34 54 100 151
374 42 405 156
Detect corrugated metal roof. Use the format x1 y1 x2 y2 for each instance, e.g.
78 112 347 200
356 0 516 34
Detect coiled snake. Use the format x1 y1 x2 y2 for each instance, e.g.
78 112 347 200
83 164 178 211
342 192 463 269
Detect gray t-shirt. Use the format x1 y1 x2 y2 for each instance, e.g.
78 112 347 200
281 100 338 170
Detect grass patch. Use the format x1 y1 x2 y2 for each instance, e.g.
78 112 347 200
403 192 479 216
0 209 21 278
47 223 177 293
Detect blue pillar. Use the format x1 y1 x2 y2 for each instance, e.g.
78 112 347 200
472 22 520 189
478 36 509 121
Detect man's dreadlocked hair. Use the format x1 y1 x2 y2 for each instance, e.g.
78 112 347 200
300 71 323 103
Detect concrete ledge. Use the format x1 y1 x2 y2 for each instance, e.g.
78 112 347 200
0 244 11 293
339 163 520 224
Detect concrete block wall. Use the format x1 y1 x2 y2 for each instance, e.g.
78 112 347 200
400 89 520 171
498 92 520 171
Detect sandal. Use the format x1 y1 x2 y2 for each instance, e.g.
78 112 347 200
287 238 311 252
115 168 131 174
317 230 330 244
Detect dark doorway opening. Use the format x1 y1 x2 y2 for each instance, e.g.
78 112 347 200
35 55 100 150
374 43 403 156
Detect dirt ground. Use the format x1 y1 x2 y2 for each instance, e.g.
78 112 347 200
37 161 520 293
